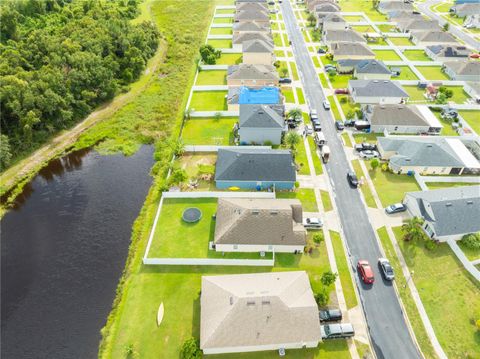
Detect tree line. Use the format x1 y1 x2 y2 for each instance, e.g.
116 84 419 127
0 0 159 170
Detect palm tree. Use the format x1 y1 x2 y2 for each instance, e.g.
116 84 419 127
401 217 425 242
307 13 317 28
284 131 301 152
170 139 185 157
287 108 302 122
280 67 288 78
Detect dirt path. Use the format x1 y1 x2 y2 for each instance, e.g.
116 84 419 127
1 9 165 196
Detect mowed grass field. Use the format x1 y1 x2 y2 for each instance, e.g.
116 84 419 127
181 117 236 145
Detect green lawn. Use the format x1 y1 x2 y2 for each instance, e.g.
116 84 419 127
425 182 479 190
351 25 376 33
376 227 438 359
369 169 420 207
404 86 427 102
295 138 310 175
448 86 471 104
213 17 232 24
352 133 381 144
216 52 242 65
275 49 285 57
282 33 289 47
195 70 226 85
336 96 360 118
215 8 234 14
319 73 329 89
377 24 396 32
273 32 283 47
207 39 232 48
341 132 352 147
402 50 431 62
283 87 295 103
276 188 318 212
351 159 377 208
366 37 388 46
189 91 227 111
416 66 450 81
209 27 232 35
329 74 351 89
313 56 320 68
459 110 480 134
319 55 335 66
388 37 414 46
393 227 480 358
343 15 364 22
277 60 289 77
458 241 480 261
148 198 272 259
431 111 459 136
389 66 419 81
329 96 342 121
330 230 358 309
296 87 306 104
290 62 299 80
338 0 387 21
320 190 332 212
373 49 402 61
432 2 453 13
182 117 236 145
307 137 323 175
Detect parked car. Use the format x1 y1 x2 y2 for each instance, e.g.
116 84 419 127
323 100 331 110
334 88 349 95
355 142 376 152
335 121 344 131
305 124 314 135
359 150 379 159
287 120 297 129
378 258 395 281
385 203 407 214
279 78 292 84
470 53 480 59
317 48 326 54
303 217 323 229
344 120 355 127
313 121 322 132
357 260 375 284
319 309 342 323
310 109 318 121
321 323 355 340
347 171 358 188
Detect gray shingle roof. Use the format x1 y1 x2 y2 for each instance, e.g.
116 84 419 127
242 39 274 53
379 137 465 168
426 45 470 58
314 3 341 12
235 10 270 22
200 271 321 351
236 2 268 12
233 31 273 45
406 186 480 237
412 30 458 43
366 104 430 126
349 80 409 98
397 19 440 31
331 42 375 57
444 61 480 76
324 29 366 43
227 64 278 81
214 198 306 246
215 147 296 182
233 21 270 32
379 1 413 11
354 60 391 75
239 104 284 128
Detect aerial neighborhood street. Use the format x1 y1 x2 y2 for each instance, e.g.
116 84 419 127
1 0 479 358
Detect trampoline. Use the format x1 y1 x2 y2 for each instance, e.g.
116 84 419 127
182 207 202 223
238 86 280 105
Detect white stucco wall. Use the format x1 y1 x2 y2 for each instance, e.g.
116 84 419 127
243 52 273 65
215 243 305 253
370 124 431 134
203 340 319 355
239 127 283 145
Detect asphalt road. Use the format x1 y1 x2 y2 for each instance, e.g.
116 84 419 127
281 2 421 359
418 0 480 51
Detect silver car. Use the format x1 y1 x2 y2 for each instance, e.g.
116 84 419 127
359 150 379 159
378 258 395 281
303 217 323 229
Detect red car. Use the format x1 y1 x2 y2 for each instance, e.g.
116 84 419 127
334 88 349 95
357 260 375 284
469 53 480 59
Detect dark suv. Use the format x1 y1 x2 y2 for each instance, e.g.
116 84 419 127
347 171 358 188
319 309 342 323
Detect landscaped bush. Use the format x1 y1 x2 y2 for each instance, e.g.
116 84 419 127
315 289 329 306
313 232 324 244
180 337 202 359
459 233 480 250
199 44 221 64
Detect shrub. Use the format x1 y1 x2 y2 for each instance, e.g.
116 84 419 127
199 44 221 64
381 163 389 172
263 140 273 146
124 343 136 358
459 233 480 250
313 232 324 244
294 181 300 188
168 168 188 186
315 288 329 306
213 112 221 121
424 240 436 251
321 271 338 286
370 158 380 171
340 97 347 104
180 337 202 359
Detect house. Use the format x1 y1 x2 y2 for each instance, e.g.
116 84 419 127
242 39 274 65
317 13 347 30
353 60 392 80
227 64 279 87
200 271 321 355
308 0 339 12
213 198 306 252
404 186 480 242
388 10 422 22
233 32 273 50
238 104 285 145
215 147 296 190
377 1 414 14
363 104 443 134
377 136 480 175
410 30 459 46
323 29 366 46
396 19 441 33
233 21 271 37
314 3 341 13
464 81 480 102
234 10 270 25
331 43 375 61
236 0 267 2
348 80 409 104
452 3 480 17
236 2 269 12
227 86 282 111
443 61 480 81
425 45 471 62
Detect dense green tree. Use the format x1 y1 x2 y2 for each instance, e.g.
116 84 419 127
0 134 12 170
321 271 338 287
180 337 202 359
401 217 425 242
199 44 221 65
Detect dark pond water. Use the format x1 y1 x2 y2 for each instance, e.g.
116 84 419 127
1 146 154 359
